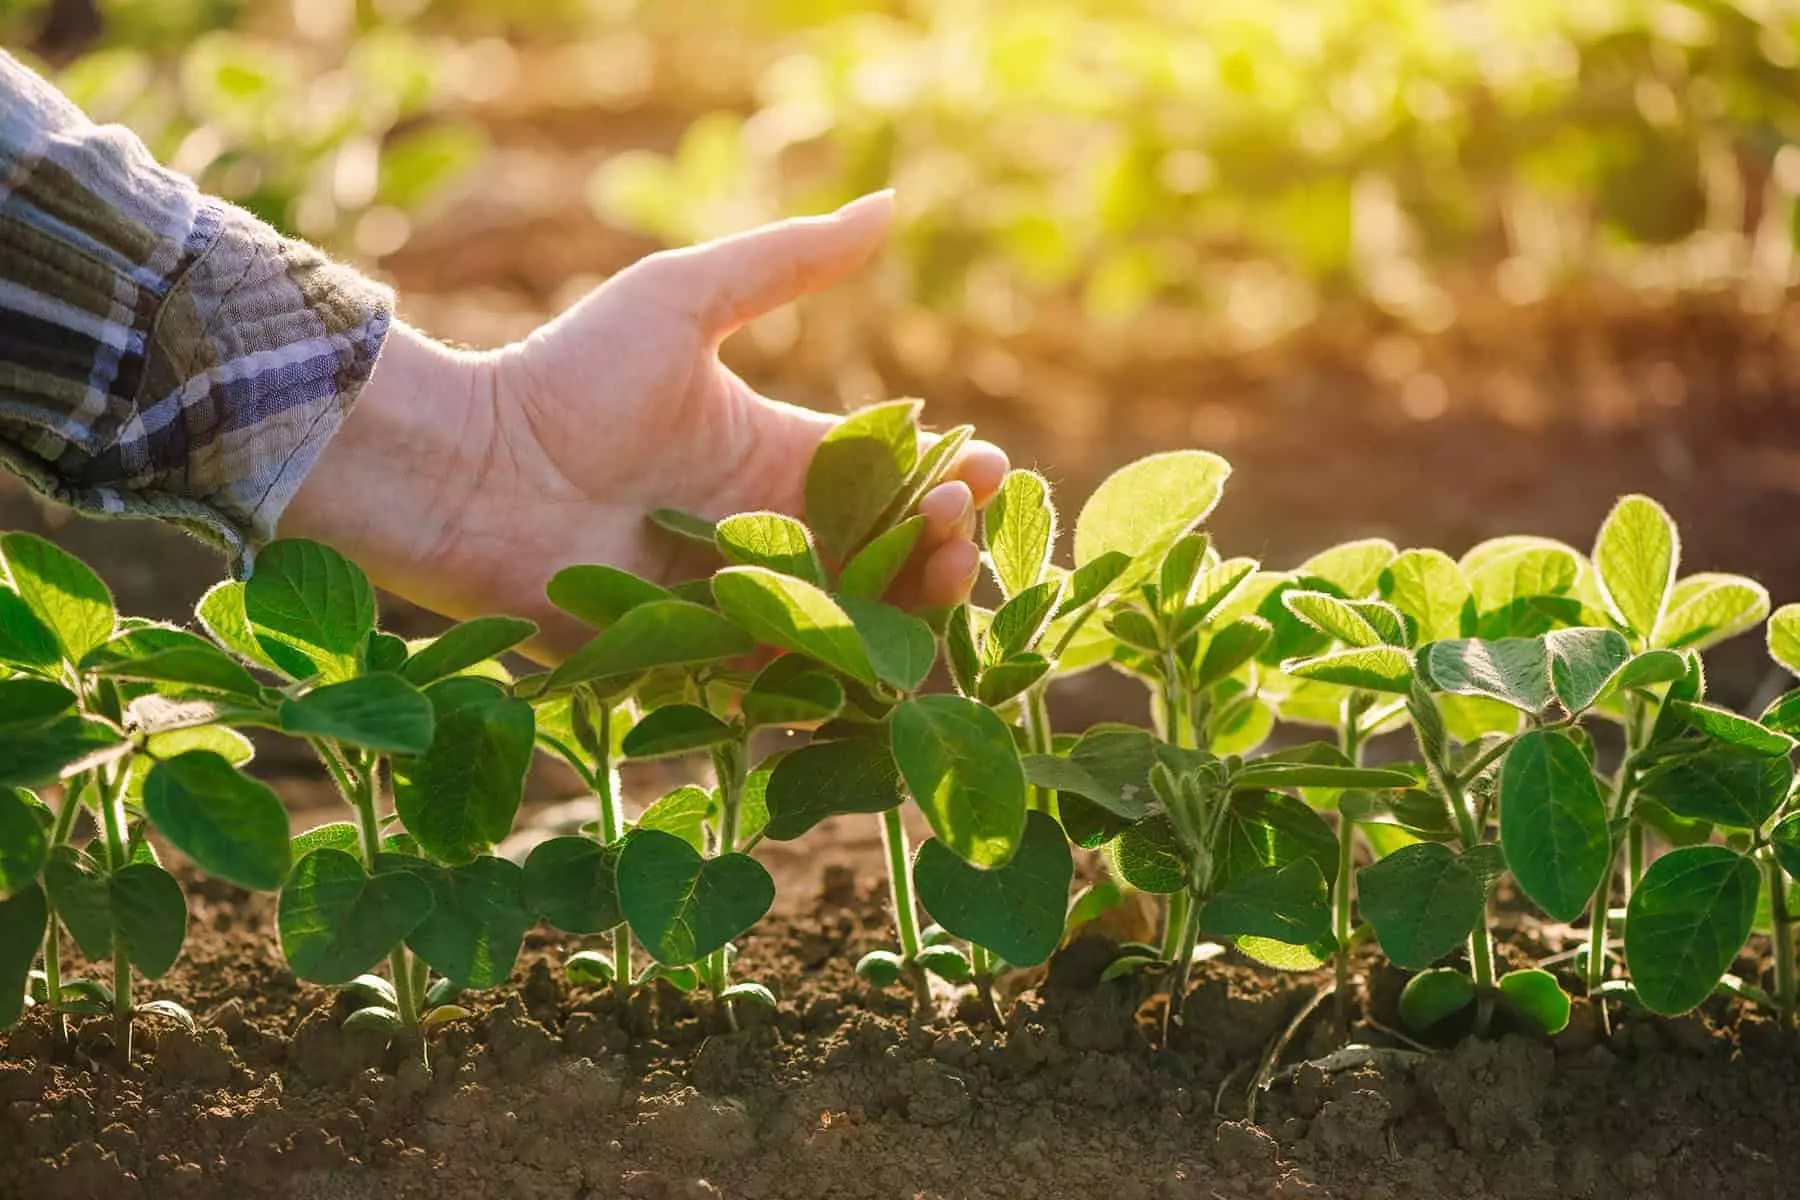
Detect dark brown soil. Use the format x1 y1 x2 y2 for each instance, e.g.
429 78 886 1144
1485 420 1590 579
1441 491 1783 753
6 843 1800 1200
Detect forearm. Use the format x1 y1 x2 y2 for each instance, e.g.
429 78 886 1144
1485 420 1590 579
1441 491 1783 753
283 322 497 599
0 49 392 574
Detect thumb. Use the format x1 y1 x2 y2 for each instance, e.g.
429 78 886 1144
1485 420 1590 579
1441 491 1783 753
646 190 896 341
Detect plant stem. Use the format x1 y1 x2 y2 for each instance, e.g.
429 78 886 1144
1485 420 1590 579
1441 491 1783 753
1021 685 1054 811
96 767 131 1058
968 943 1002 1024
1586 706 1643 993
1160 888 1192 962
880 808 932 1015
1163 886 1204 1039
1423 707 1496 1034
709 737 748 1030
1768 850 1795 1025
587 699 631 997
42 781 86 1045
1334 702 1364 1034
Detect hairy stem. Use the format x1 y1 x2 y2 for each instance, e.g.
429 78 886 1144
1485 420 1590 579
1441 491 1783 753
1163 885 1204 1039
1160 888 1192 963
1021 685 1054 811
586 698 631 996
1587 704 1643 993
97 767 131 1058
968 943 1002 1025
1769 850 1795 1025
1334 702 1364 1034
880 808 932 1015
42 781 86 1045
709 737 749 1031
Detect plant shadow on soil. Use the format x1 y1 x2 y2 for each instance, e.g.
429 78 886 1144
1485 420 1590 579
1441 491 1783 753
6 859 1800 1200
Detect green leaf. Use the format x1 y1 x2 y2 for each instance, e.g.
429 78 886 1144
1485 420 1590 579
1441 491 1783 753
976 653 1052 706
1284 645 1414 694
0 789 47 899
1159 533 1211 617
1056 551 1133 617
986 579 1063 663
292 821 361 858
1280 591 1382 647
636 785 714 850
523 836 624 933
763 736 904 841
716 512 826 586
915 810 1074 966
277 849 434 985
86 629 265 699
45 850 187 978
278 674 435 754
1465 542 1582 638
647 508 719 548
855 949 904 987
741 657 845 727
1498 968 1572 1034
549 599 752 692
1300 538 1397 599
1545 627 1632 713
243 539 375 683
1624 845 1758 1015
0 717 129 789
1498 731 1609 923
985 470 1057 597
377 855 533 990
400 617 536 687
1023 724 1156 819
805 399 922 561
393 679 534 865
620 704 733 759
196 580 282 673
0 589 60 669
143 751 291 891
1424 637 1553 713
1597 649 1689 704
1656 574 1769 652
838 516 925 601
0 532 115 663
945 603 981 695
367 632 410 675
1193 616 1271 688
1105 608 1162 653
840 597 936 692
712 567 873 685
891 695 1027 867
1073 451 1231 587
546 565 674 629
1399 967 1475 1032
0 678 76 731
1216 789 1340 885
1234 934 1335 972
616 829 775 965
1638 745 1794 830
564 950 617 987
1666 700 1796 757
1357 842 1485 971
1592 495 1679 642
0 883 45 1029
1201 858 1330 945
1772 815 1800 881
872 423 973 537
1380 549 1470 645
1771 604 1800 676
1106 814 1187 893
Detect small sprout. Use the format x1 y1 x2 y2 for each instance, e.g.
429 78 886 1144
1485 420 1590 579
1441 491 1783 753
343 1006 404 1036
134 999 197 1031
855 950 905 989
1100 954 1167 983
719 982 777 1009
565 950 618 988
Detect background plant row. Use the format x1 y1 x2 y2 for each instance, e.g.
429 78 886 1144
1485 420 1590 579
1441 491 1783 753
3 399 1799 1055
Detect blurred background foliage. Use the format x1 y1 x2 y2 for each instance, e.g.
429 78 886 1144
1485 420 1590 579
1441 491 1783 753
5 0 1800 344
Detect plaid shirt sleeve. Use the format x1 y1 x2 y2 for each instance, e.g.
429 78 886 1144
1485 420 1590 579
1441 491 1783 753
0 50 393 575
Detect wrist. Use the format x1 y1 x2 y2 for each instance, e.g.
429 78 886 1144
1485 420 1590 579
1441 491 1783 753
284 320 497 598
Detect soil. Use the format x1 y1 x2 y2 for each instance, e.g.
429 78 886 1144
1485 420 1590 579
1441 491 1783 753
5 842 1799 1200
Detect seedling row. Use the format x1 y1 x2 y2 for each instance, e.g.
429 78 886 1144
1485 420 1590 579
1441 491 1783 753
3 399 1799 1069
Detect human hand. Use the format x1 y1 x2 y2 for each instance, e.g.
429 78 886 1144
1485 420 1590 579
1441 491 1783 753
287 192 1007 662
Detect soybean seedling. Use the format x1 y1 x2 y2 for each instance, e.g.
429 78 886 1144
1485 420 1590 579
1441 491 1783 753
201 538 538 1053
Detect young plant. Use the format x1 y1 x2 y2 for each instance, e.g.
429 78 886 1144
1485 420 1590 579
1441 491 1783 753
194 538 539 1050
0 532 292 1058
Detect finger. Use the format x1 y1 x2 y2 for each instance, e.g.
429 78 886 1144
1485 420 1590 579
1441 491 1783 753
915 538 983 609
917 480 974 545
943 439 1010 509
647 190 897 341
